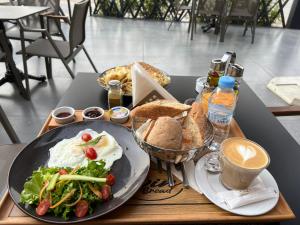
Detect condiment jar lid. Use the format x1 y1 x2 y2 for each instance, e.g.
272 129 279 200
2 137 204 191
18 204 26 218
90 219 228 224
227 63 244 78
210 59 226 72
108 80 121 88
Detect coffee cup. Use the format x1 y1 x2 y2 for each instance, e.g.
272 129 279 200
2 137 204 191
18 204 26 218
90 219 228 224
219 137 270 190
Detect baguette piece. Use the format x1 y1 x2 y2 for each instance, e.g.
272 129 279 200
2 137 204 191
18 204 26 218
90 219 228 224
181 102 206 150
131 100 191 120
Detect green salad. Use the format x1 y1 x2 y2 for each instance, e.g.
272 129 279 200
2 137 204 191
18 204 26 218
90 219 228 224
20 160 116 220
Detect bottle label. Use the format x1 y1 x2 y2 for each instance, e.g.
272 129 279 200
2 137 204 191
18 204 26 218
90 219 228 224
208 104 233 125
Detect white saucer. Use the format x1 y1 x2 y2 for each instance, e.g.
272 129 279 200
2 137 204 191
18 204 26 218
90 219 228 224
195 157 280 216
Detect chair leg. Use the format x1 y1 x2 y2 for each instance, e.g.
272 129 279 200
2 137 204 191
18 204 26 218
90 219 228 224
187 13 192 33
45 57 52 79
0 106 20 144
168 9 178 30
251 20 256 44
219 19 226 42
60 58 75 79
89 0 92 16
82 45 98 73
243 22 248 36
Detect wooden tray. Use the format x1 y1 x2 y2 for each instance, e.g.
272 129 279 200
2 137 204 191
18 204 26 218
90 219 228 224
0 111 295 224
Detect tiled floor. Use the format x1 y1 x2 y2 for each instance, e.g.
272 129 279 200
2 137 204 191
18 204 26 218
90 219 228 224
0 13 300 145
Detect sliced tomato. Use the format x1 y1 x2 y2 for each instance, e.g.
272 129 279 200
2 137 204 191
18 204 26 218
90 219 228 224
101 185 111 201
81 133 92 142
59 169 68 175
86 147 97 160
106 174 115 186
36 199 50 216
75 200 89 218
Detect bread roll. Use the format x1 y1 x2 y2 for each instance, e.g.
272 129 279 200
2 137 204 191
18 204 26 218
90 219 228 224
146 117 182 150
131 100 191 120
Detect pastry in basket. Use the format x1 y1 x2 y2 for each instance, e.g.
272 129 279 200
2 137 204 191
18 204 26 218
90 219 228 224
98 62 171 95
131 100 191 120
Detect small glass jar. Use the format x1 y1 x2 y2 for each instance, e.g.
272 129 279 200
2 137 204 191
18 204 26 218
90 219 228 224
207 59 226 88
108 80 122 109
226 63 244 94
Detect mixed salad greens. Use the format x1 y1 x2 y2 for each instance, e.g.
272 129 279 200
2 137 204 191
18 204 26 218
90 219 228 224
20 160 115 220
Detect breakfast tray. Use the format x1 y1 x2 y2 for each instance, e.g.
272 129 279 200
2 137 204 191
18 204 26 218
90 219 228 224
0 110 295 224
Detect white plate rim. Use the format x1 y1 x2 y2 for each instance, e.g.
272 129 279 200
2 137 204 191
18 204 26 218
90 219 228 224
195 157 280 216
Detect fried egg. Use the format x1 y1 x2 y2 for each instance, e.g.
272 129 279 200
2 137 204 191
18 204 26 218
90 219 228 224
47 129 123 169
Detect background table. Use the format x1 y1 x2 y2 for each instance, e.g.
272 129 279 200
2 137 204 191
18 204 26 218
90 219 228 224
0 5 49 99
58 72 300 225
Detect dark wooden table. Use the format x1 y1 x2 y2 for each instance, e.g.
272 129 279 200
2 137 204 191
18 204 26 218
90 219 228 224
57 72 300 224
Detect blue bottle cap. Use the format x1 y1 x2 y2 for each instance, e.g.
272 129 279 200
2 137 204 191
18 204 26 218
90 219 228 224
218 76 235 89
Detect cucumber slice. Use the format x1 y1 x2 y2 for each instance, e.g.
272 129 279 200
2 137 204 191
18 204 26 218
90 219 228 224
47 173 60 191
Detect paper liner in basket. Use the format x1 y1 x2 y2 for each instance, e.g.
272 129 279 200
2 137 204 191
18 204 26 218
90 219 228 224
131 62 177 107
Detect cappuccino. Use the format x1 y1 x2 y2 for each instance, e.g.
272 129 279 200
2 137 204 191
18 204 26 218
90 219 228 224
222 138 269 170
220 137 270 190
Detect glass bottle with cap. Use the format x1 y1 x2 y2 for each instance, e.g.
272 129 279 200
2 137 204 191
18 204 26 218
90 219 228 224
226 63 244 94
207 59 226 88
108 80 122 109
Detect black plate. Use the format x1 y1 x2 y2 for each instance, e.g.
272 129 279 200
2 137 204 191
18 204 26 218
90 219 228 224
8 120 150 224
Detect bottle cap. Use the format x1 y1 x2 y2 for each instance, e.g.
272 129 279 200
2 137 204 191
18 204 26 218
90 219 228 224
108 80 121 88
227 63 244 78
218 76 235 89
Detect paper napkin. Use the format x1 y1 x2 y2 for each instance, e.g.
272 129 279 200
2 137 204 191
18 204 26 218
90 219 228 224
159 160 202 194
217 181 277 209
131 62 177 107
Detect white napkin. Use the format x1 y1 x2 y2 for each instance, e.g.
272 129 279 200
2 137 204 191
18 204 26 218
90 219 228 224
159 160 202 194
131 62 177 107
217 181 277 209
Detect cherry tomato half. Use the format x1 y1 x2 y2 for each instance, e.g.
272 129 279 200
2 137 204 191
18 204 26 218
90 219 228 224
106 174 115 186
59 169 68 175
36 199 50 216
75 200 89 218
81 133 92 142
86 147 97 160
101 185 111 201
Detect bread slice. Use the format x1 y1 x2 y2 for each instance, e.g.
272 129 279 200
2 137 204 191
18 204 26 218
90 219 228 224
181 102 206 150
131 100 191 120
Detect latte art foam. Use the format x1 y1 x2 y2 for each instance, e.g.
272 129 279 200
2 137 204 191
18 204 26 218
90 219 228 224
222 138 269 169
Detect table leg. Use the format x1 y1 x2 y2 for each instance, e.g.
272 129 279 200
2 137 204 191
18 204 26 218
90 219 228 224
16 20 30 97
0 22 29 99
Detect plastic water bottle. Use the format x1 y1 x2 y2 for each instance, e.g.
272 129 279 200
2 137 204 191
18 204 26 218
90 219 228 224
208 76 236 151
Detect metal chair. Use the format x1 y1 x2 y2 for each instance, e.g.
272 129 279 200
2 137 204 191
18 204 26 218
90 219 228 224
196 0 226 34
18 0 98 79
190 0 226 39
219 0 260 43
5 0 68 42
168 0 193 31
0 105 20 144
197 0 226 32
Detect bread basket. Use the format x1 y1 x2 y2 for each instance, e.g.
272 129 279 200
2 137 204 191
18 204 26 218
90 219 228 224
131 116 214 163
